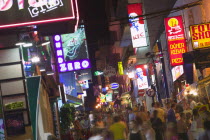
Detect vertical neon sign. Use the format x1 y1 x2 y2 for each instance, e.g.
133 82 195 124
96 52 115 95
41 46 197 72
53 35 91 72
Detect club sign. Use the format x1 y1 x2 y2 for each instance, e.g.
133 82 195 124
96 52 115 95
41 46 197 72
0 0 77 29
53 34 91 72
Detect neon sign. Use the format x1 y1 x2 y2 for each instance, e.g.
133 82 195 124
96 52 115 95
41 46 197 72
0 0 78 29
53 34 91 72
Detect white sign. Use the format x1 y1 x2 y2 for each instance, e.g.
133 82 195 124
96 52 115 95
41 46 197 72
172 65 184 81
136 65 149 90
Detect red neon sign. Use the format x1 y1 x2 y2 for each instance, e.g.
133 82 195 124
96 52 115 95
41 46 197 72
164 16 187 66
0 0 79 29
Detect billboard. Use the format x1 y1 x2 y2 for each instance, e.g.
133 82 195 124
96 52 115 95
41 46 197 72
127 3 147 48
171 65 184 81
135 65 149 90
53 27 91 72
164 16 187 66
0 0 78 29
190 23 210 49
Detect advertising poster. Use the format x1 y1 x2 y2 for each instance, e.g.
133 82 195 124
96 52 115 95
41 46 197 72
164 16 187 66
53 26 91 73
5 112 25 136
190 23 210 49
135 65 149 90
59 72 77 97
127 3 147 48
0 0 74 28
61 27 88 61
171 65 184 81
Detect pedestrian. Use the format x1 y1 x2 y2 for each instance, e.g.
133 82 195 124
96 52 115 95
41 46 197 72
150 110 163 140
109 115 127 140
127 108 136 122
198 120 210 140
128 120 144 140
167 103 177 123
88 127 104 140
188 95 197 110
177 113 188 140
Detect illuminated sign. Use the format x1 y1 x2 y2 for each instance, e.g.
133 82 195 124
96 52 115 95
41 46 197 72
110 83 119 89
118 62 124 75
53 33 91 72
94 71 103 76
190 23 210 49
164 16 187 66
127 3 147 48
135 65 149 90
171 65 184 81
0 0 79 29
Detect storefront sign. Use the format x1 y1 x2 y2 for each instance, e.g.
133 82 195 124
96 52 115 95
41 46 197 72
127 3 147 48
118 62 124 75
190 23 210 49
0 0 77 29
5 101 24 110
171 65 184 81
53 33 91 72
135 65 149 90
110 83 119 89
164 16 187 66
103 66 116 77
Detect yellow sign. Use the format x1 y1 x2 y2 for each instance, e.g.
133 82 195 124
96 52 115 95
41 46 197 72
118 62 124 75
190 23 210 49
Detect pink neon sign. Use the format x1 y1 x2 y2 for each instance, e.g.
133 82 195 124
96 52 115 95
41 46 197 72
0 0 79 29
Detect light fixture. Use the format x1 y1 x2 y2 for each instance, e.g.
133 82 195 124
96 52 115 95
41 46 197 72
46 71 54 75
23 43 33 47
41 41 50 46
15 42 26 46
128 72 135 79
31 56 40 63
144 65 148 69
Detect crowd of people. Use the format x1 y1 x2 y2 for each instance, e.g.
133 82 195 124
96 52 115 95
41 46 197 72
69 95 210 140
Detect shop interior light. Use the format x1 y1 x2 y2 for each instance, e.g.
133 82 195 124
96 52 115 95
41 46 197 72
31 56 40 63
128 72 135 79
41 41 50 46
15 42 26 46
46 71 54 75
23 43 33 47
144 65 148 69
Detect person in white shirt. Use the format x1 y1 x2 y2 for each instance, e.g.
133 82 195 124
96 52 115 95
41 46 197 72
188 95 197 109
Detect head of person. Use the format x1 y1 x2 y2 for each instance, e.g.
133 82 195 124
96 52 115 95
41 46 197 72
129 120 138 130
140 106 145 112
180 112 186 120
127 107 133 113
192 108 199 116
151 102 155 107
129 12 139 26
153 110 158 118
171 103 176 110
155 102 161 108
47 135 57 140
113 115 121 123
135 116 143 126
188 95 194 102
186 112 192 120
136 68 144 79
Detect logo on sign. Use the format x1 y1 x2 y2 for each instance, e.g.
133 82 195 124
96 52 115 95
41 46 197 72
110 83 119 89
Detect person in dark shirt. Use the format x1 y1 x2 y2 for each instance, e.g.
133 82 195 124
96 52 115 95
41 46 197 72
150 110 163 140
